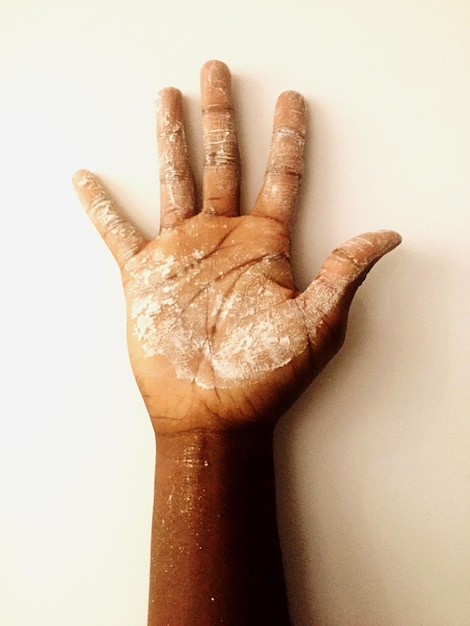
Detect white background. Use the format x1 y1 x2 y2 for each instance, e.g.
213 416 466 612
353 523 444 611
1 1 469 624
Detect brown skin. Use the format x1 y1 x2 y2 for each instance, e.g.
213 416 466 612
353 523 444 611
73 60 401 625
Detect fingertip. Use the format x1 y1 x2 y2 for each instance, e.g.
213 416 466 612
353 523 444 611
274 91 307 134
157 87 184 131
366 229 403 255
201 60 233 107
379 229 402 249
316 230 402 286
201 59 231 79
72 168 93 189
72 170 99 206
157 86 182 105
277 90 306 108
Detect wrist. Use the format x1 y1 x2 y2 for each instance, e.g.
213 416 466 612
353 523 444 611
149 427 290 625
155 427 275 465
153 427 277 515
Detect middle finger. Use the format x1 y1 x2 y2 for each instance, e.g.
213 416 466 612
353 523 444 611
200 60 240 217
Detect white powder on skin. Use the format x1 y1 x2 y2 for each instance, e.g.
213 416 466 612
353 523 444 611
74 170 145 266
203 112 238 168
156 94 195 226
125 247 307 390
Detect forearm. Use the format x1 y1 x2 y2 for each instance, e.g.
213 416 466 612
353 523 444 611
148 427 290 626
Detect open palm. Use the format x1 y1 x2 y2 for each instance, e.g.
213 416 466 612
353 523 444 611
73 61 400 433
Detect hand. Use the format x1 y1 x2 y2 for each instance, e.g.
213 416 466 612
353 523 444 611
73 60 400 433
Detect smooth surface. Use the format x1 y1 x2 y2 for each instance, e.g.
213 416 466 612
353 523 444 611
1 1 469 624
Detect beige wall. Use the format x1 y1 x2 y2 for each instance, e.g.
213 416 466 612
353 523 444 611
1 0 469 623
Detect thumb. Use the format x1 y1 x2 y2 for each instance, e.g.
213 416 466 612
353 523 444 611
297 230 401 352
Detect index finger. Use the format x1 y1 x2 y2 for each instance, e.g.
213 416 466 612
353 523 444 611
252 91 306 225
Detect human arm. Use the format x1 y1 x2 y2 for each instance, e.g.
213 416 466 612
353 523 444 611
150 429 289 624
73 60 401 625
